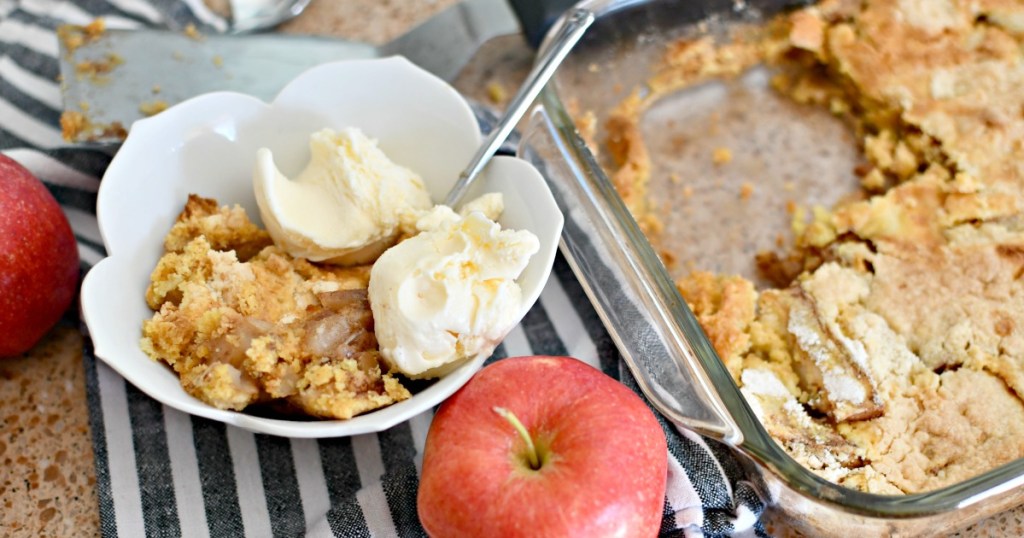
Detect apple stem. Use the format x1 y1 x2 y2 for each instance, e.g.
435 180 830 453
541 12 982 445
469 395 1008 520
493 406 540 470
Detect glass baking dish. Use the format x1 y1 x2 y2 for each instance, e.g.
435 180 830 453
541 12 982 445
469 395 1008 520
517 0 1024 535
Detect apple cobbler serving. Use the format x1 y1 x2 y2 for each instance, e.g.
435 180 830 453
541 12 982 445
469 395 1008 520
139 127 540 421
598 0 1024 494
141 194 412 419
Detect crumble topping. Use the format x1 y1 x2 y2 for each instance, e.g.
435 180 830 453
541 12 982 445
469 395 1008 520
604 0 1024 493
141 195 411 419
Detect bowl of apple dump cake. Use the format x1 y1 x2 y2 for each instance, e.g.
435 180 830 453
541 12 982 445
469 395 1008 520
79 57 562 438
525 0 1024 533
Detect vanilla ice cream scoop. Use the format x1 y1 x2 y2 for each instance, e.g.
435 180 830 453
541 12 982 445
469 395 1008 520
369 205 540 378
254 127 432 265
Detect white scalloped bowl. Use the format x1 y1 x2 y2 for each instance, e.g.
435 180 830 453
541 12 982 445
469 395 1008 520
80 57 563 438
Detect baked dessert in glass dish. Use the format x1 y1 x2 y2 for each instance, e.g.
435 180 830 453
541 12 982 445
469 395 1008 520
589 0 1024 496
523 0 1024 532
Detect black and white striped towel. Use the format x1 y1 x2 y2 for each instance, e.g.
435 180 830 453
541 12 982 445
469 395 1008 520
0 1 771 535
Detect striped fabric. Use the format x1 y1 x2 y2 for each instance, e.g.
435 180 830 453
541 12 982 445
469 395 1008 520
0 1 771 536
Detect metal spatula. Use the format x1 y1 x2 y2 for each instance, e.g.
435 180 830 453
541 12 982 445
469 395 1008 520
57 0 573 145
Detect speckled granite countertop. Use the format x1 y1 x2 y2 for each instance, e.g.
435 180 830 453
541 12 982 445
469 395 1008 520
2 1 1023 536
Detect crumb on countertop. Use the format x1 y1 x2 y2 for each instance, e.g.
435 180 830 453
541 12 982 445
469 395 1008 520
712 147 733 165
56 18 106 57
59 110 127 142
183 23 203 40
485 81 507 105
139 100 169 117
74 53 123 82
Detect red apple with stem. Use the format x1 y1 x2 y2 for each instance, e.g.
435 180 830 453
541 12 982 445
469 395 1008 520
0 154 80 357
418 356 668 537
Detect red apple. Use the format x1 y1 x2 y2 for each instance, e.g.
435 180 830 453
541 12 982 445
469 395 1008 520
418 356 668 537
0 154 79 357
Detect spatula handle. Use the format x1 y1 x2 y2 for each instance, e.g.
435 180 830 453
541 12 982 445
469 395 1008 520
445 7 595 208
508 0 579 47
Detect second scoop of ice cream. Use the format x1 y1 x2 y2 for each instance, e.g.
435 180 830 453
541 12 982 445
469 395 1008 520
369 204 540 378
254 127 432 265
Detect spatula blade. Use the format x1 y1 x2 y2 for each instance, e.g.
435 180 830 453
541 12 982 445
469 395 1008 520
57 0 523 145
58 30 376 144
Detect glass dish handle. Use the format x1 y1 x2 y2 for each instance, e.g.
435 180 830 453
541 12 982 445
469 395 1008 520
519 101 743 443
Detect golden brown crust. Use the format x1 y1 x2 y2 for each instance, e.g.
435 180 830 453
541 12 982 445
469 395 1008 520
605 90 653 220
676 272 756 378
625 0 1024 493
141 196 410 419
163 194 273 261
